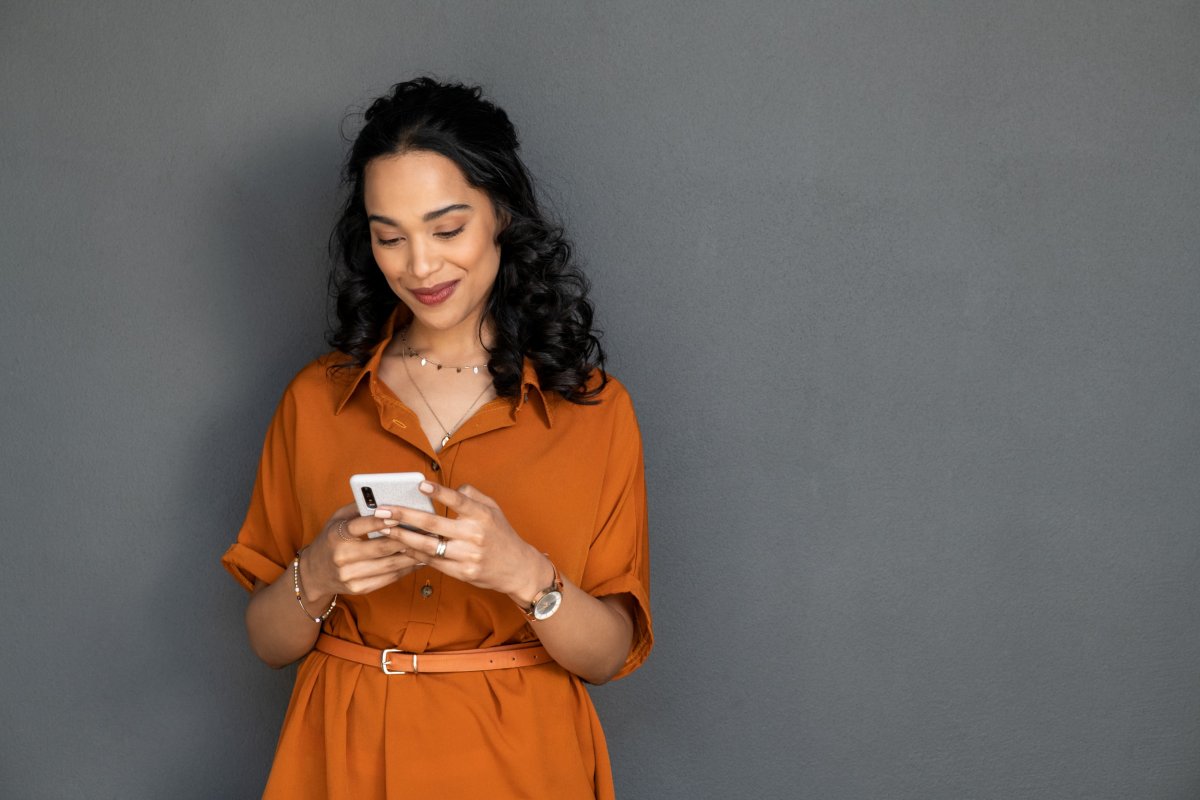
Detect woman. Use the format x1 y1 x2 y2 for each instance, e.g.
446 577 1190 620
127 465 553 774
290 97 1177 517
221 77 652 799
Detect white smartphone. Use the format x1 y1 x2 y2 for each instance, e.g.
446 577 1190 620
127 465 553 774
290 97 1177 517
349 472 436 539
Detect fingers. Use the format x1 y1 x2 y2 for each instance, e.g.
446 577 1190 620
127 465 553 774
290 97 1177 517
328 535 410 563
388 532 453 563
329 502 360 521
389 530 443 559
389 529 487 580
332 518 357 542
337 557 423 595
369 482 498 537
337 509 403 541
322 534 419 594
346 551 423 582
376 505 460 539
456 483 499 509
417 481 497 515
405 541 487 586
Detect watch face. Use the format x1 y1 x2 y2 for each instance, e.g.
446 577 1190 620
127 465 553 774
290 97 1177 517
533 590 562 621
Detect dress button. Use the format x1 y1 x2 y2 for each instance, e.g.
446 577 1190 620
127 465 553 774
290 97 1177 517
430 461 440 472
421 582 434 598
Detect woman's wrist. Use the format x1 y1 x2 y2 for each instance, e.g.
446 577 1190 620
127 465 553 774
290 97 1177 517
508 550 554 609
297 548 336 607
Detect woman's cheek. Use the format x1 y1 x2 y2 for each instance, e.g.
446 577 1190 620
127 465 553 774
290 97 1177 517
462 230 498 267
447 239 474 266
373 249 401 279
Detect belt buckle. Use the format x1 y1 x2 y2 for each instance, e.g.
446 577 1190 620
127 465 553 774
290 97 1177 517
381 648 418 675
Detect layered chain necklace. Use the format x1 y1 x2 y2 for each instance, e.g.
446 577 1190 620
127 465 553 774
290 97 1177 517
399 332 493 449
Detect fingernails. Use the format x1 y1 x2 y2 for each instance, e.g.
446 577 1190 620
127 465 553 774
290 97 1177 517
384 519 401 526
419 481 433 493
374 509 393 518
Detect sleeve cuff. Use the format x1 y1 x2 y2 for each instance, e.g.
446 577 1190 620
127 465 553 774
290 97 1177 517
586 574 653 682
221 541 287 593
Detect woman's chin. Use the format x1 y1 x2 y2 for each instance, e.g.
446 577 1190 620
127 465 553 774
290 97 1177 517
403 304 486 336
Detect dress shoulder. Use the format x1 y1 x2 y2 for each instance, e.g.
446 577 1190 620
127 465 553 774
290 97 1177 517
276 352 360 411
543 369 638 427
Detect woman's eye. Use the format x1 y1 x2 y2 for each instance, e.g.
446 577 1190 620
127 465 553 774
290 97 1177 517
376 237 402 247
434 226 465 240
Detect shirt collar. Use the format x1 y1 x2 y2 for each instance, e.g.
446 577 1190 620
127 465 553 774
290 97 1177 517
333 306 554 427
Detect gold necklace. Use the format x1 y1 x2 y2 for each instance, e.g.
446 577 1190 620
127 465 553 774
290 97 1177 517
399 331 488 374
400 355 494 449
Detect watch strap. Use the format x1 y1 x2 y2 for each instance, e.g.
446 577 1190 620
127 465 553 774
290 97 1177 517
522 557 563 621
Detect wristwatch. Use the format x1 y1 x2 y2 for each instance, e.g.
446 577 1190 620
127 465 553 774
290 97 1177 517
522 558 563 622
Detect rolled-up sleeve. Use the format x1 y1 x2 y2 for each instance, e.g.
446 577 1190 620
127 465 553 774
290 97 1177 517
578 387 653 681
221 388 301 592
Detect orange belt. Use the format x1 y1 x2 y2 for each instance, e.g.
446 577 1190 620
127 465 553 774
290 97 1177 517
315 633 553 675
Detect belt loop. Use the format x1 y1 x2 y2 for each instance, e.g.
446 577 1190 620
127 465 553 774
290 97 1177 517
380 648 421 675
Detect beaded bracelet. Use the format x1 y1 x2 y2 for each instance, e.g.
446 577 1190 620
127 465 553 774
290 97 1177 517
293 549 338 623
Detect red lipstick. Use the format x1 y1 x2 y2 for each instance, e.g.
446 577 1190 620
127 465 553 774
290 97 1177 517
410 280 458 306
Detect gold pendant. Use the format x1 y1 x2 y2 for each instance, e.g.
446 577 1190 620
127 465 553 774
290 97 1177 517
441 434 450 448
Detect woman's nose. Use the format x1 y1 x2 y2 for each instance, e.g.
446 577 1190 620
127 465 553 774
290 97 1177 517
407 238 439 278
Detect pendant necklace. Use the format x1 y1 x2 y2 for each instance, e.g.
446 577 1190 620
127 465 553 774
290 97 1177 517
401 353 493 449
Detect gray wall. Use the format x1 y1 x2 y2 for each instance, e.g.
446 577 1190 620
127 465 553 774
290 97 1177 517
2 2 1197 797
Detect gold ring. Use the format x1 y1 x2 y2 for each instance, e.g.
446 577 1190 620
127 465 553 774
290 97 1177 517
434 537 448 558
336 519 353 541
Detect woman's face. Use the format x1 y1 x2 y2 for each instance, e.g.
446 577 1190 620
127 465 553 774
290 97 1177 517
364 150 504 339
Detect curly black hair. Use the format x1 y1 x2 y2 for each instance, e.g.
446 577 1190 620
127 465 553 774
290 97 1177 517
326 77 607 403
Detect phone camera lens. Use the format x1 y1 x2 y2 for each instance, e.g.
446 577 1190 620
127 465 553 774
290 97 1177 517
362 487 376 509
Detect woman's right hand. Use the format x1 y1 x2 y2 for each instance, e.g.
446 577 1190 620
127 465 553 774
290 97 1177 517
299 503 424 599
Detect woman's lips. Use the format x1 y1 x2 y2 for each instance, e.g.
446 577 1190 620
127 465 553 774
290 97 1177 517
410 280 458 306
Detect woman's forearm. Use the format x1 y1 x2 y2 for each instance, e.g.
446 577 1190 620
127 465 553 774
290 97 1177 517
245 554 333 668
512 557 635 684
243 509 420 668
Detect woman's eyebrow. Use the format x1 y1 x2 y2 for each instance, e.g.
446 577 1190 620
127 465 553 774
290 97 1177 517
367 204 472 227
423 203 471 221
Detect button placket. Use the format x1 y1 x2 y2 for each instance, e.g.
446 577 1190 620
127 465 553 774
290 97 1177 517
397 570 443 653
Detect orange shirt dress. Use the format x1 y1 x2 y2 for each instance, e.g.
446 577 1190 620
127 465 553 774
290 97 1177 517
221 309 653 799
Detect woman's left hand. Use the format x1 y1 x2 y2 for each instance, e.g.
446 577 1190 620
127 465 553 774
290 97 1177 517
379 481 548 605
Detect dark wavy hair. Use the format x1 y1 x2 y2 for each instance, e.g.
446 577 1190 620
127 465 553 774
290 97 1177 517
326 77 607 403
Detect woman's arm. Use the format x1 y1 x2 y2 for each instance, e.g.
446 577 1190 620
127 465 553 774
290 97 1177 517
245 504 421 668
513 557 636 685
386 482 636 685
245 567 328 669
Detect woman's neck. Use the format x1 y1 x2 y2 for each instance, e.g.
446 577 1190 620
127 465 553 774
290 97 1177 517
402 318 494 362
